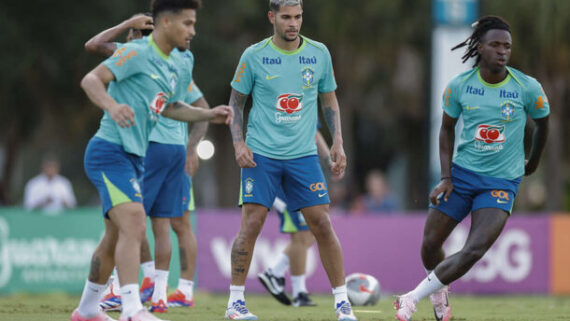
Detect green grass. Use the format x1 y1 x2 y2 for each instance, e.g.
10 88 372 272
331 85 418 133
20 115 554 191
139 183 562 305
0 292 569 321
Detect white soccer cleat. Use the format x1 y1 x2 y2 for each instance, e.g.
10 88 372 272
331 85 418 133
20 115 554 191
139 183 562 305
335 300 358 321
430 286 451 321
225 300 258 320
394 294 417 321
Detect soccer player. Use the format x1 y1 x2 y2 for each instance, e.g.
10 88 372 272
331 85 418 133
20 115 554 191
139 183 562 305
72 1 232 321
394 15 549 321
258 131 342 307
85 13 208 313
226 1 357 320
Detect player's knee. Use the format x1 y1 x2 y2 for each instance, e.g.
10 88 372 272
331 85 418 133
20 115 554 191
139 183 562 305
243 216 265 238
308 216 333 239
421 237 441 255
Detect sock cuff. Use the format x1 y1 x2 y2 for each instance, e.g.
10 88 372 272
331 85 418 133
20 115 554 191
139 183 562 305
429 272 446 286
141 261 155 268
332 285 347 295
230 285 245 292
155 269 169 279
86 280 107 291
179 278 194 286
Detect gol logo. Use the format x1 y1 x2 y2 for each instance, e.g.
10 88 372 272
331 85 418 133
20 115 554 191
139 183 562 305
474 124 505 144
150 92 168 114
491 190 510 201
309 182 326 192
276 94 303 114
114 49 138 67
234 62 247 83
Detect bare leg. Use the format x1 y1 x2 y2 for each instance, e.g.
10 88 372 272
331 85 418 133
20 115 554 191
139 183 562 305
231 204 268 285
434 208 509 284
171 210 197 280
285 230 315 276
108 202 146 286
140 236 153 264
421 208 459 270
301 204 345 287
88 219 119 284
151 217 172 271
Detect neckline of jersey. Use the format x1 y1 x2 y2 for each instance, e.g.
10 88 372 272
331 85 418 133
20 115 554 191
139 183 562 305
476 67 511 88
268 35 307 55
148 34 170 61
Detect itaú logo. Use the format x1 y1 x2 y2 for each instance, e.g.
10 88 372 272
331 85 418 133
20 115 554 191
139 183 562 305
0 217 98 288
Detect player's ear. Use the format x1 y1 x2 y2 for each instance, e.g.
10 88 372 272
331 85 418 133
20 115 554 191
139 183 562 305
268 10 275 24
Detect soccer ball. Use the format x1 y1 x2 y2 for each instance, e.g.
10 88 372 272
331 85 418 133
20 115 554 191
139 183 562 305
346 273 381 306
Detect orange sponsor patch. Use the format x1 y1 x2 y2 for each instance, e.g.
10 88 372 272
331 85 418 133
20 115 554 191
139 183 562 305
550 215 570 294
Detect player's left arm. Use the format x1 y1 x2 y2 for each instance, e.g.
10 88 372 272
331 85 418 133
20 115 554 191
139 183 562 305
186 95 210 176
85 14 153 57
163 101 232 124
319 91 346 178
525 115 549 176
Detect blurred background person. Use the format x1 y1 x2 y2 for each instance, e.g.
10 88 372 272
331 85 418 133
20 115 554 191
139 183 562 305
350 169 399 214
23 153 76 214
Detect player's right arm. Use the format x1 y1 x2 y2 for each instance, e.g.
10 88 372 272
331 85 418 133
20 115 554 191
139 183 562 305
84 14 153 57
80 64 135 128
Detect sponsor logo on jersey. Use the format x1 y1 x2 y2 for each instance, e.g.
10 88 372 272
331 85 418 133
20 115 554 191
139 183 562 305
474 124 505 144
299 56 317 64
244 178 254 196
301 67 315 88
501 102 515 121
499 89 519 99
233 62 247 83
150 92 168 115
276 93 303 114
114 48 138 67
491 190 510 204
262 57 282 65
466 85 485 96
443 87 451 107
309 182 326 192
534 96 546 109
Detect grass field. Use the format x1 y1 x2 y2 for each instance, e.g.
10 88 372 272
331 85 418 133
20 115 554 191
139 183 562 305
0 292 569 321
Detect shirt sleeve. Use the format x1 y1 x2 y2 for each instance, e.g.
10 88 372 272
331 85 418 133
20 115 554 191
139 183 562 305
524 78 550 119
318 45 338 93
185 81 204 104
442 78 462 119
230 48 254 95
102 42 144 82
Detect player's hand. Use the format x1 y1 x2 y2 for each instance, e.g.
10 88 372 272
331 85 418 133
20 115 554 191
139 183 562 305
185 150 199 176
524 159 538 176
209 105 233 125
127 14 154 32
327 156 345 181
329 141 347 178
234 141 256 168
108 103 135 128
429 178 453 206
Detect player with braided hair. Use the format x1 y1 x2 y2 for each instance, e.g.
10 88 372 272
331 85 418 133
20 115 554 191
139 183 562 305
394 15 549 321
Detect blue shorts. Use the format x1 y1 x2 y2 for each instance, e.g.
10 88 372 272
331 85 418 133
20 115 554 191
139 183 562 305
430 164 522 222
275 190 309 233
240 154 330 212
84 137 144 218
143 142 185 218
182 175 195 212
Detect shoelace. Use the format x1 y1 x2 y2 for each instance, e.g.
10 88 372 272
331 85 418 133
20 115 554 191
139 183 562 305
336 301 352 314
233 300 250 314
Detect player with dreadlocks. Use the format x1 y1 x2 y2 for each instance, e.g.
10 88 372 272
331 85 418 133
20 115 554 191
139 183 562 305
394 15 550 321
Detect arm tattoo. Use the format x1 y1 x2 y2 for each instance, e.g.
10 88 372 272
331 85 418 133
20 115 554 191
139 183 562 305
322 106 337 137
88 256 101 283
229 90 248 143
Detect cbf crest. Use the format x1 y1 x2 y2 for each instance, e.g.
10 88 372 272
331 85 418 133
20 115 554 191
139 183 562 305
500 101 514 122
301 67 314 89
244 178 254 196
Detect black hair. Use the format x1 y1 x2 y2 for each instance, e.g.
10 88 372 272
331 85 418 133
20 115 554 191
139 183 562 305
151 0 201 20
138 12 153 36
451 15 511 67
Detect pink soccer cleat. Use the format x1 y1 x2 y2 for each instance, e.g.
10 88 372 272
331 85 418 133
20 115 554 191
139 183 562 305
430 286 451 321
118 309 169 321
71 309 116 321
394 294 417 321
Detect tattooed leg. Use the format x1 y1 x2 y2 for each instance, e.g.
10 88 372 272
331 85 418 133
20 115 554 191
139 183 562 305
230 204 268 285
